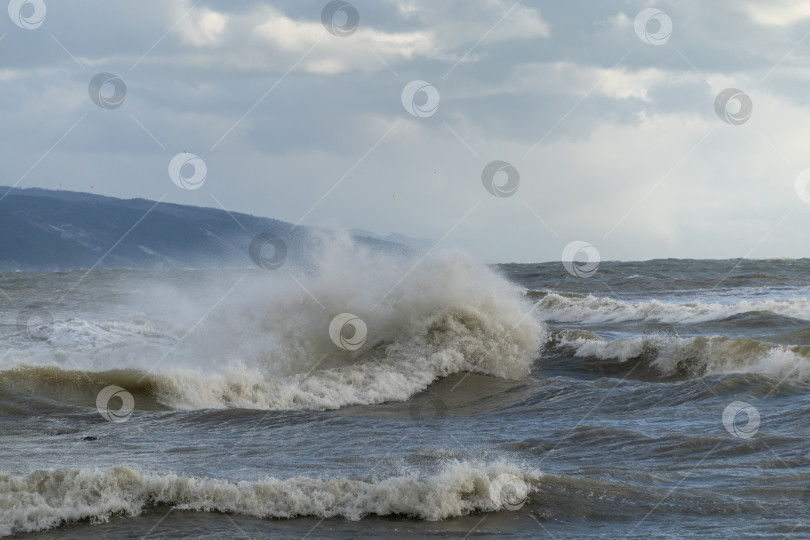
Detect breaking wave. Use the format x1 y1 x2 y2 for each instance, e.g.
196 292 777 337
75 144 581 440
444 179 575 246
553 330 810 381
0 240 546 411
0 462 542 536
535 292 810 324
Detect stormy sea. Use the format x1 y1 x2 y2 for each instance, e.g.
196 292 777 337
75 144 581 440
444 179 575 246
2 242 809 538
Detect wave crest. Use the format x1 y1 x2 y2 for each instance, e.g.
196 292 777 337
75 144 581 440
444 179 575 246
554 330 810 381
156 248 546 410
537 293 810 324
0 462 542 536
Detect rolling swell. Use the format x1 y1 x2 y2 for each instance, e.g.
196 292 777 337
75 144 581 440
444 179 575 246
0 367 165 412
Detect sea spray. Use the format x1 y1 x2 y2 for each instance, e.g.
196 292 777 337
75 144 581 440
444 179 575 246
0 236 547 411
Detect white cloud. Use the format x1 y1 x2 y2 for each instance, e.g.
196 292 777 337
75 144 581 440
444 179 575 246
0 69 21 82
177 6 228 47
252 7 436 74
602 12 632 31
486 61 696 103
248 1 550 75
252 9 322 52
742 0 810 26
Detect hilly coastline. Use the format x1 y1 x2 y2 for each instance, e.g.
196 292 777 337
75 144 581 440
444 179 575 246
0 187 402 271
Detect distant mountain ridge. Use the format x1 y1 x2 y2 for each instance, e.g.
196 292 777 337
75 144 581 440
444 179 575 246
0 187 402 271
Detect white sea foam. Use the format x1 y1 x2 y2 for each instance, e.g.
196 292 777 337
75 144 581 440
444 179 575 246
557 331 810 380
0 462 542 536
46 317 173 347
537 293 810 324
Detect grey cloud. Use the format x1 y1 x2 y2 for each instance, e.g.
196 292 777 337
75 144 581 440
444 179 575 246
2 0 810 262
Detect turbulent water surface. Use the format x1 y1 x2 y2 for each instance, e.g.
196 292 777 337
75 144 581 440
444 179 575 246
3 250 810 538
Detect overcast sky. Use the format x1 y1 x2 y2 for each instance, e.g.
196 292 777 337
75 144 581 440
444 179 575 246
3 0 810 262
